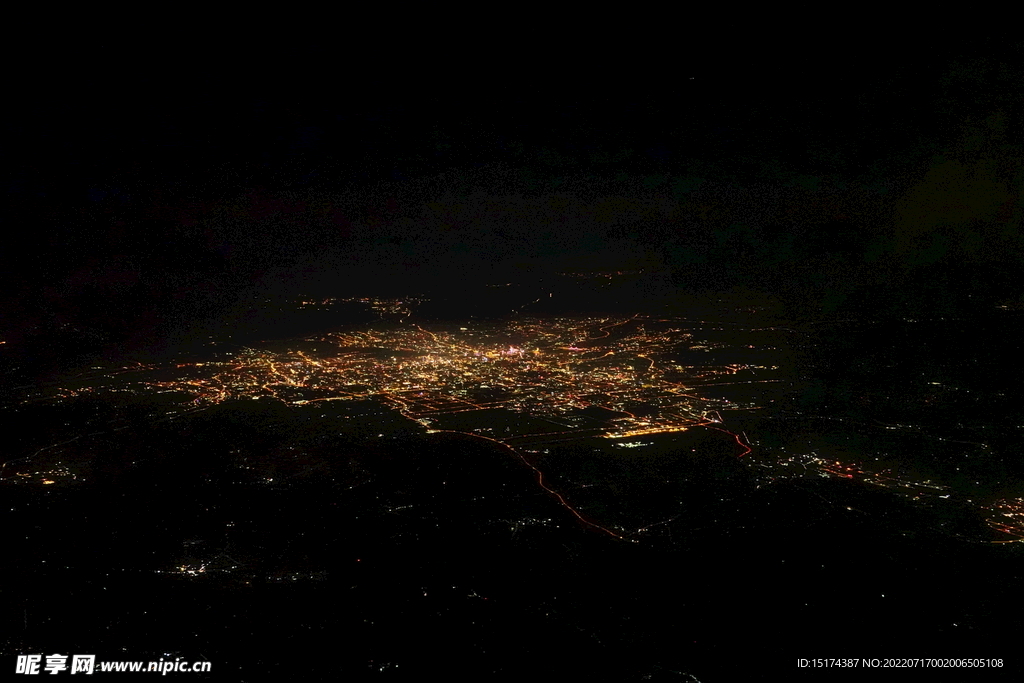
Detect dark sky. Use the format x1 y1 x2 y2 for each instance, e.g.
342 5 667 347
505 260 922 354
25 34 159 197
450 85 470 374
2 37 1022 369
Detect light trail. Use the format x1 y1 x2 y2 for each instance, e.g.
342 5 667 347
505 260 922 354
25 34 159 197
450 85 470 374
413 324 440 344
696 421 752 458
686 379 783 388
587 315 638 340
421 429 628 541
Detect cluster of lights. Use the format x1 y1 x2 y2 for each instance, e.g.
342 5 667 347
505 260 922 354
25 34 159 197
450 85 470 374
985 498 1024 542
99 317 753 444
755 451 951 497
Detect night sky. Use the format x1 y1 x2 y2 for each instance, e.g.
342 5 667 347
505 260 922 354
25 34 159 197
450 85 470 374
3 37 1022 374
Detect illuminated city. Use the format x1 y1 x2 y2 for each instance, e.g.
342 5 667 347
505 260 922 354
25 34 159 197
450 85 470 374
3 42 1023 679
7 296 1022 549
